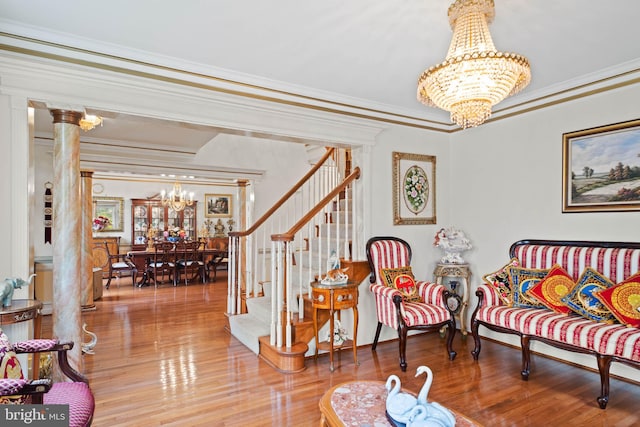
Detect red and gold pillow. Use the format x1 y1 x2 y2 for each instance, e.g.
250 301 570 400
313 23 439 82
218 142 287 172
483 258 520 305
595 272 640 328
380 266 421 303
527 265 575 314
0 329 26 404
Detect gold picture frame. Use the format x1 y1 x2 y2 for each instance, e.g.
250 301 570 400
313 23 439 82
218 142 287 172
205 194 232 218
392 152 436 225
563 118 640 213
92 197 124 232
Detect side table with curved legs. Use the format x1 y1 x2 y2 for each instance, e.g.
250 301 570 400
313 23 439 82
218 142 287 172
433 263 471 337
312 282 359 372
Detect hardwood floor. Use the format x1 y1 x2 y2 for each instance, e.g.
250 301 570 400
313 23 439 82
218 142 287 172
42 274 639 427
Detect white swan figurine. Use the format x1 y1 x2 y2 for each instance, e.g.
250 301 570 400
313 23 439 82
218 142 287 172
406 405 447 427
385 374 418 424
415 366 456 427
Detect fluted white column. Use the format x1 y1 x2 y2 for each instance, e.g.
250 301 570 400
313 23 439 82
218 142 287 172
81 170 95 310
50 109 83 379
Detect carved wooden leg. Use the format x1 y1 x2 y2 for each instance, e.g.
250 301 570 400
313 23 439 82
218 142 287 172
596 354 612 409
470 319 481 360
372 322 382 351
398 324 408 372
445 319 457 361
520 334 531 380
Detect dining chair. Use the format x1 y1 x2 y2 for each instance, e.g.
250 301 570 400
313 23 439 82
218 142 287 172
145 241 176 286
206 251 228 282
174 241 206 285
93 241 138 289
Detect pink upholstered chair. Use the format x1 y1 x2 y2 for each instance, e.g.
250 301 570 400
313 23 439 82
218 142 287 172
366 236 457 371
0 329 94 426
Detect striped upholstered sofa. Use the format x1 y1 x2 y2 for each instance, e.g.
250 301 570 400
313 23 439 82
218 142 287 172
470 239 640 409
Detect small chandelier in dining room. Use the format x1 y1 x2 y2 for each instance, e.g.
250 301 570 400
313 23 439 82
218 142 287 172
161 180 194 212
417 0 531 128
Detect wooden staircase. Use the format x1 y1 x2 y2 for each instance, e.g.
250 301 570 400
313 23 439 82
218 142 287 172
227 147 368 372
257 259 370 372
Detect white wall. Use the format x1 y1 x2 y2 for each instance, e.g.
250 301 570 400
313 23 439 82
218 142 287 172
359 124 451 343
193 134 312 218
449 81 640 380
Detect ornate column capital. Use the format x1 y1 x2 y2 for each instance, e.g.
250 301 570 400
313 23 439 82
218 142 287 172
50 109 83 126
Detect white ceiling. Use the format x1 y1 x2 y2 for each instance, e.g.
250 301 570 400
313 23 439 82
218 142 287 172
2 0 640 154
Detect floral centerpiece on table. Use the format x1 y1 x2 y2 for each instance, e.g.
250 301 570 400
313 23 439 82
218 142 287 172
324 320 348 346
433 227 472 264
92 216 111 232
166 227 186 242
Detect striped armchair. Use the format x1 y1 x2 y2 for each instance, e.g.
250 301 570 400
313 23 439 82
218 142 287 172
366 236 457 372
471 239 640 409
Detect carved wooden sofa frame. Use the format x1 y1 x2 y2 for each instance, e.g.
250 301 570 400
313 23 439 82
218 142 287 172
470 239 640 409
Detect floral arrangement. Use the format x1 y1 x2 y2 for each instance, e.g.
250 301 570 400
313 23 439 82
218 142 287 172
324 320 348 346
404 165 428 213
165 227 186 241
92 216 111 231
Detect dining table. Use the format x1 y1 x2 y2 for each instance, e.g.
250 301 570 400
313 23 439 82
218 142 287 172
127 245 226 287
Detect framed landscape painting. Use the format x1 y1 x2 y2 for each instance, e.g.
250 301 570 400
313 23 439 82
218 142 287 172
392 152 436 225
563 119 640 213
205 194 232 218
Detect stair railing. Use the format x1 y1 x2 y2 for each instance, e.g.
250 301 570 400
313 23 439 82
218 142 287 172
227 147 343 315
270 166 360 348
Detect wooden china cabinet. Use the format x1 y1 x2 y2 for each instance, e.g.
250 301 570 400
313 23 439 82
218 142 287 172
130 198 197 251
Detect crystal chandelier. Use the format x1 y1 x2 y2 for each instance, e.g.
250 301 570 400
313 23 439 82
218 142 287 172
161 181 194 212
79 114 103 131
417 0 531 129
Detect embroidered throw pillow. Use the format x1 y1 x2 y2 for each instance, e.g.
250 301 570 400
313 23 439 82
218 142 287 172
527 264 575 314
0 329 26 404
594 272 640 328
483 258 520 305
561 267 615 323
507 266 549 309
380 267 421 303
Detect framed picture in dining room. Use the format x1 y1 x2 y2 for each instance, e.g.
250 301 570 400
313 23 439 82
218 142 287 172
205 194 232 218
392 151 436 225
562 118 640 213
92 197 124 231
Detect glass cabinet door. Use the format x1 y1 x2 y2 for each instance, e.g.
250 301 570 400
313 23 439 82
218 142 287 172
151 206 164 233
183 206 195 240
167 208 180 231
132 204 148 245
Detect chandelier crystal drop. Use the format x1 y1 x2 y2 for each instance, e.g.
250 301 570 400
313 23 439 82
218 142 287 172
161 181 194 212
417 0 531 129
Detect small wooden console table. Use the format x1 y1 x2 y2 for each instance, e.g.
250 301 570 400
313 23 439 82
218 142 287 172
311 282 359 372
0 299 43 377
